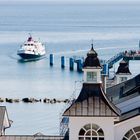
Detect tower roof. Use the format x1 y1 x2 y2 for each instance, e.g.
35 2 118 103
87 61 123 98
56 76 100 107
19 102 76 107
83 45 101 68
63 83 120 117
116 60 131 74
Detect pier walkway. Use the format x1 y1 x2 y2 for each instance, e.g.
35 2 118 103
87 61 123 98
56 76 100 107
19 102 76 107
49 49 140 74
123 50 140 61
106 52 124 68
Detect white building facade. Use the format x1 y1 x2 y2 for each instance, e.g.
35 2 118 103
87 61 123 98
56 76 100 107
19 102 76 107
63 46 140 140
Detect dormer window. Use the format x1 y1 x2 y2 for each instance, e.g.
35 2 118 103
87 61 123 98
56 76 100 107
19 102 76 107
120 77 127 82
87 72 97 82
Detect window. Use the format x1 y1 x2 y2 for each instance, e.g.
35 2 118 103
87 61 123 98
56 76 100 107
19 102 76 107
120 77 127 82
123 126 140 140
79 123 104 140
87 72 97 82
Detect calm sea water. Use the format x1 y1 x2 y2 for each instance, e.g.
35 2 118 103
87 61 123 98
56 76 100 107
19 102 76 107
0 1 140 135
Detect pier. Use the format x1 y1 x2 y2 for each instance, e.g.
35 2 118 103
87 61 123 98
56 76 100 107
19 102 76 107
106 52 124 68
49 49 140 75
49 54 84 72
123 50 140 61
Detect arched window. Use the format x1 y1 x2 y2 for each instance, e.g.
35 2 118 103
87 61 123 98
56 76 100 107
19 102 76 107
79 123 104 140
123 126 140 140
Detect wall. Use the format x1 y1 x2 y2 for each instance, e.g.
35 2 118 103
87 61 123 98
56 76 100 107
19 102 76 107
69 117 115 140
115 74 131 84
115 115 140 140
83 68 102 83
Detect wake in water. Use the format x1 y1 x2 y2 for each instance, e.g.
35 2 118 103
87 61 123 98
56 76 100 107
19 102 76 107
52 45 134 56
8 52 19 60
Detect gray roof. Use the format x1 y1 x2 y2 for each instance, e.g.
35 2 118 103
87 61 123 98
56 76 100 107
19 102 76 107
116 107 140 123
107 74 140 122
63 83 120 117
106 74 140 104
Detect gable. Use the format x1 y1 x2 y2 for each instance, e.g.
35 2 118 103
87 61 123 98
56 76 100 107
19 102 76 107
63 83 120 117
64 96 118 117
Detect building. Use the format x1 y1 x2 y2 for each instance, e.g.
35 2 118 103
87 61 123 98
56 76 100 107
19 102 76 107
0 46 140 140
0 106 11 136
107 74 140 140
62 46 140 140
115 60 132 84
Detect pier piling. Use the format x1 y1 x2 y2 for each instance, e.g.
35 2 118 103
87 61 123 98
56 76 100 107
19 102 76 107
61 56 65 68
50 54 54 66
102 63 109 76
77 59 83 72
69 58 74 70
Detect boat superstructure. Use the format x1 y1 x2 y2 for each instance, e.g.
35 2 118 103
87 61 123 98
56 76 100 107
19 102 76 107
17 36 46 60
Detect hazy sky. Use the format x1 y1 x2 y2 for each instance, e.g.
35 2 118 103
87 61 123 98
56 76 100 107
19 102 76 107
0 0 139 2
0 0 139 5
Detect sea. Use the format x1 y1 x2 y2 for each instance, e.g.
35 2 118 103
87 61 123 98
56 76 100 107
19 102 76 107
0 1 140 135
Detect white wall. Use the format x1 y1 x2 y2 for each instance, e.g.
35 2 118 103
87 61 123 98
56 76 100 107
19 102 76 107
69 117 115 140
83 68 102 83
115 74 131 84
115 115 140 140
2 111 10 135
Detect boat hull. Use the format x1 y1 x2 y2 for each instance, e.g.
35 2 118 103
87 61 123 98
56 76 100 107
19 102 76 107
18 53 45 60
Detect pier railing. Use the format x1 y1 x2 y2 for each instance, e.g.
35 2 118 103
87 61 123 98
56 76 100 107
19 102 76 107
59 80 83 136
106 52 124 68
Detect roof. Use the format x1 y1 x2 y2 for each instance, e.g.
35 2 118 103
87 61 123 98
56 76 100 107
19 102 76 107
116 60 131 74
83 45 101 68
0 106 11 134
116 107 140 123
63 83 120 117
0 135 64 140
107 74 140 103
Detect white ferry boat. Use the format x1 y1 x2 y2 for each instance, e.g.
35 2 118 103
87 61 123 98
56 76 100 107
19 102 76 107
17 36 46 60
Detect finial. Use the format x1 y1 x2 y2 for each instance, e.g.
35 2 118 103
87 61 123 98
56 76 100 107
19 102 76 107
91 39 94 50
87 39 97 56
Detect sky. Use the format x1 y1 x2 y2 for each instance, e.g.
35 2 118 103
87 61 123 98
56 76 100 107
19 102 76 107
0 0 139 5
0 0 139 2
